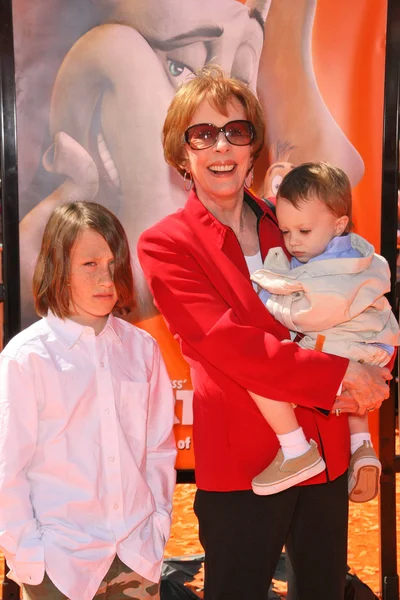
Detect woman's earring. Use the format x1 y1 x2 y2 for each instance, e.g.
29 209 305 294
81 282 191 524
183 171 193 192
245 168 254 189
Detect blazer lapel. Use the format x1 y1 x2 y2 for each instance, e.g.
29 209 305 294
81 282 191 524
182 190 289 337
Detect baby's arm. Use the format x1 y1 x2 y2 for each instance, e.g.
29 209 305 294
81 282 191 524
145 342 177 546
0 355 44 585
253 269 350 334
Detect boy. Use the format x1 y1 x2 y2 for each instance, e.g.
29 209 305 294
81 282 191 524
0 202 176 599
250 162 399 502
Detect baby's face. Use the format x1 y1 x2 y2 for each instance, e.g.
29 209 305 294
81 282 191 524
276 195 348 263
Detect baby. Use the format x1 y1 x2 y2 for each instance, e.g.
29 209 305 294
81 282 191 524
250 162 399 502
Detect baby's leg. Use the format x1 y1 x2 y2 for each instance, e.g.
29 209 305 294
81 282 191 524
250 391 299 435
348 413 370 434
248 391 325 495
250 392 309 458
348 413 371 453
347 414 381 503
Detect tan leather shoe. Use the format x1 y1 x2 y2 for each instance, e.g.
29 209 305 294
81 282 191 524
348 441 381 503
252 440 326 496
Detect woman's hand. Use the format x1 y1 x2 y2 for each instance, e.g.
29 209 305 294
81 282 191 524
332 361 392 415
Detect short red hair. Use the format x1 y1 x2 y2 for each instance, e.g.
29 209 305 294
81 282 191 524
163 64 265 177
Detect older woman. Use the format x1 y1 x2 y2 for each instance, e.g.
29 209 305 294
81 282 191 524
137 66 390 600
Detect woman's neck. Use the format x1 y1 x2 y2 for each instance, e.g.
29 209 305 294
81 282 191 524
196 188 246 236
196 186 259 255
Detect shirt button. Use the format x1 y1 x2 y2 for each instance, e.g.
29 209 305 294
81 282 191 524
100 361 105 368
109 456 115 462
114 503 119 510
105 409 110 415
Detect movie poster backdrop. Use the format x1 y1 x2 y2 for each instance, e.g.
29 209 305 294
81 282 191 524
12 0 387 469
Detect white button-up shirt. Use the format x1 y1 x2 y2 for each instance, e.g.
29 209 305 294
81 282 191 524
0 313 176 600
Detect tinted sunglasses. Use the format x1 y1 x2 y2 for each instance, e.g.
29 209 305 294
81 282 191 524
184 120 255 150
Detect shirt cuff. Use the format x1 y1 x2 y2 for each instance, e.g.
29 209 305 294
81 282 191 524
7 538 45 585
7 561 45 586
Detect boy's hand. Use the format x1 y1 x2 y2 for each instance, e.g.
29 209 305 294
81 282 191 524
333 361 391 415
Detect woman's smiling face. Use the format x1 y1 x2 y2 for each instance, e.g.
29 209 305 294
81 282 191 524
184 97 253 206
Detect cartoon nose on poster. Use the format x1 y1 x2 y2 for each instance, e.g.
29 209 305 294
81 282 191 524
12 0 386 469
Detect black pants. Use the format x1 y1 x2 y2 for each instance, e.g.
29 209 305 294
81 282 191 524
194 472 348 600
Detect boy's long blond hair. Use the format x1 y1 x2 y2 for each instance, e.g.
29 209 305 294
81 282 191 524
33 201 135 318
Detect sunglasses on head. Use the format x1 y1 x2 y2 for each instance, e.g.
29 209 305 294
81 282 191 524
184 120 255 150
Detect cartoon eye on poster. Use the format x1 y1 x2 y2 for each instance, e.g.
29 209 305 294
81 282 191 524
12 0 386 469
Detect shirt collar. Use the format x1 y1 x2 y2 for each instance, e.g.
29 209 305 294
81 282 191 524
183 188 277 239
44 312 123 349
322 234 352 255
290 235 353 268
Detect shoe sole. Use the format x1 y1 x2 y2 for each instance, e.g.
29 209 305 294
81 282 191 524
349 464 381 503
252 458 326 496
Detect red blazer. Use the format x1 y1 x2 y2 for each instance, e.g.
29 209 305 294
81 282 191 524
138 189 350 491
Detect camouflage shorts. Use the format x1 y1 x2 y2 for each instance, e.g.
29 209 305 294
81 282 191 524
21 555 160 600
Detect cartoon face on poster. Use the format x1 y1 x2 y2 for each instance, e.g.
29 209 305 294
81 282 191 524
12 0 385 468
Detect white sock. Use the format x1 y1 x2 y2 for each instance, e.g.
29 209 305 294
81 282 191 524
277 427 311 460
350 432 372 455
